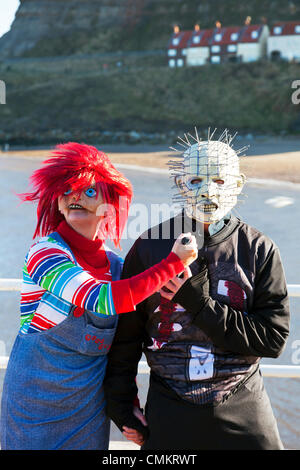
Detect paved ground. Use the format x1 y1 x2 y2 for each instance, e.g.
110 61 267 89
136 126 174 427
1 134 300 183
0 145 299 450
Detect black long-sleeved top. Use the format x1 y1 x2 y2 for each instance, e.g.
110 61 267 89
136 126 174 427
104 214 290 435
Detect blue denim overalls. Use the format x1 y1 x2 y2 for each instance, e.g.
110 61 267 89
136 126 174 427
1 233 120 450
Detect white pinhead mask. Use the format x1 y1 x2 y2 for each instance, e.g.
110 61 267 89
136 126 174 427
171 132 246 224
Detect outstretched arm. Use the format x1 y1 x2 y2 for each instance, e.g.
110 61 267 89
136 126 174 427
25 235 192 317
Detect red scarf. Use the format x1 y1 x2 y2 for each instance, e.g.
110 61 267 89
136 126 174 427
57 220 111 281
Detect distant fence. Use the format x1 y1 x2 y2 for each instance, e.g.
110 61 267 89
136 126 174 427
1 279 300 378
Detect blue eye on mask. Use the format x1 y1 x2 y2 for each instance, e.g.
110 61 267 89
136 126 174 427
63 189 72 196
85 188 97 198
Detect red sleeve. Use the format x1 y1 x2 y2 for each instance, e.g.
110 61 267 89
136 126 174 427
110 252 184 314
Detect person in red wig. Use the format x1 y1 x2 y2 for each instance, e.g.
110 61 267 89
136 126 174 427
0 142 197 450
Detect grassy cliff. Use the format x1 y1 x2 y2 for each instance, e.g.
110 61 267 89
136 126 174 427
0 0 299 145
0 57 299 145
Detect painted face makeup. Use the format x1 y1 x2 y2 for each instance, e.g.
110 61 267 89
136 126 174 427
58 185 105 239
170 129 246 224
59 186 102 214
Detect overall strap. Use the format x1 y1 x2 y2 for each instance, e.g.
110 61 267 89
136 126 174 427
105 247 124 282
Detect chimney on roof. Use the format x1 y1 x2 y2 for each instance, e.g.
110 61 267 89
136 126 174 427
245 16 252 25
173 25 180 34
215 21 221 29
194 24 200 31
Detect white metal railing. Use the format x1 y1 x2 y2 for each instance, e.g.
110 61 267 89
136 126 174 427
0 357 299 378
287 285 300 297
137 362 300 378
0 279 22 291
1 279 300 378
1 279 300 296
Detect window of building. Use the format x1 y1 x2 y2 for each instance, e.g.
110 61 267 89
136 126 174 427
211 55 220 63
211 45 221 53
227 44 237 52
177 59 184 67
273 26 282 35
214 33 222 42
168 59 176 68
172 37 180 46
230 32 239 41
182 49 187 56
295 25 300 33
168 49 177 56
193 36 200 44
251 30 259 39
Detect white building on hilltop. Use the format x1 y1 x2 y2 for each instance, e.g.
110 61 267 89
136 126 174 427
267 21 300 62
169 21 270 67
186 26 213 66
237 24 269 62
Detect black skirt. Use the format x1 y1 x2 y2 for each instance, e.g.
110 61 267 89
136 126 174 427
141 368 283 450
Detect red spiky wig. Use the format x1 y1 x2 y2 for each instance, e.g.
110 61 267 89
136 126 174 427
19 142 133 247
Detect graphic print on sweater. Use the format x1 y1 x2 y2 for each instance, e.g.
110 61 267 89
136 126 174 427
145 261 257 404
189 345 214 380
217 280 247 311
148 297 182 350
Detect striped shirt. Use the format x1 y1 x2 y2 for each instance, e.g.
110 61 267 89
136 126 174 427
19 223 185 335
20 234 122 334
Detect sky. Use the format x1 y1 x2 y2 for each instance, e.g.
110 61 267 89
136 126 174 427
0 0 20 38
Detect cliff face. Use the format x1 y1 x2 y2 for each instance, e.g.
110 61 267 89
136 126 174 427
1 0 300 59
0 0 139 58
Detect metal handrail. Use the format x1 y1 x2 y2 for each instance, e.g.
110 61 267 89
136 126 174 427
287 284 300 297
1 279 300 296
0 356 299 377
1 279 300 378
0 279 22 291
137 362 300 378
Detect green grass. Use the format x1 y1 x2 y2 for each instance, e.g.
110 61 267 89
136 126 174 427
0 59 299 145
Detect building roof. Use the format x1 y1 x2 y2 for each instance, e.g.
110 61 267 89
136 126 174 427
167 21 273 52
209 26 242 45
168 31 194 50
270 21 300 36
187 28 214 48
239 24 264 43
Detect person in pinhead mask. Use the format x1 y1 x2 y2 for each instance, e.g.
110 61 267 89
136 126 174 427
104 129 290 450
